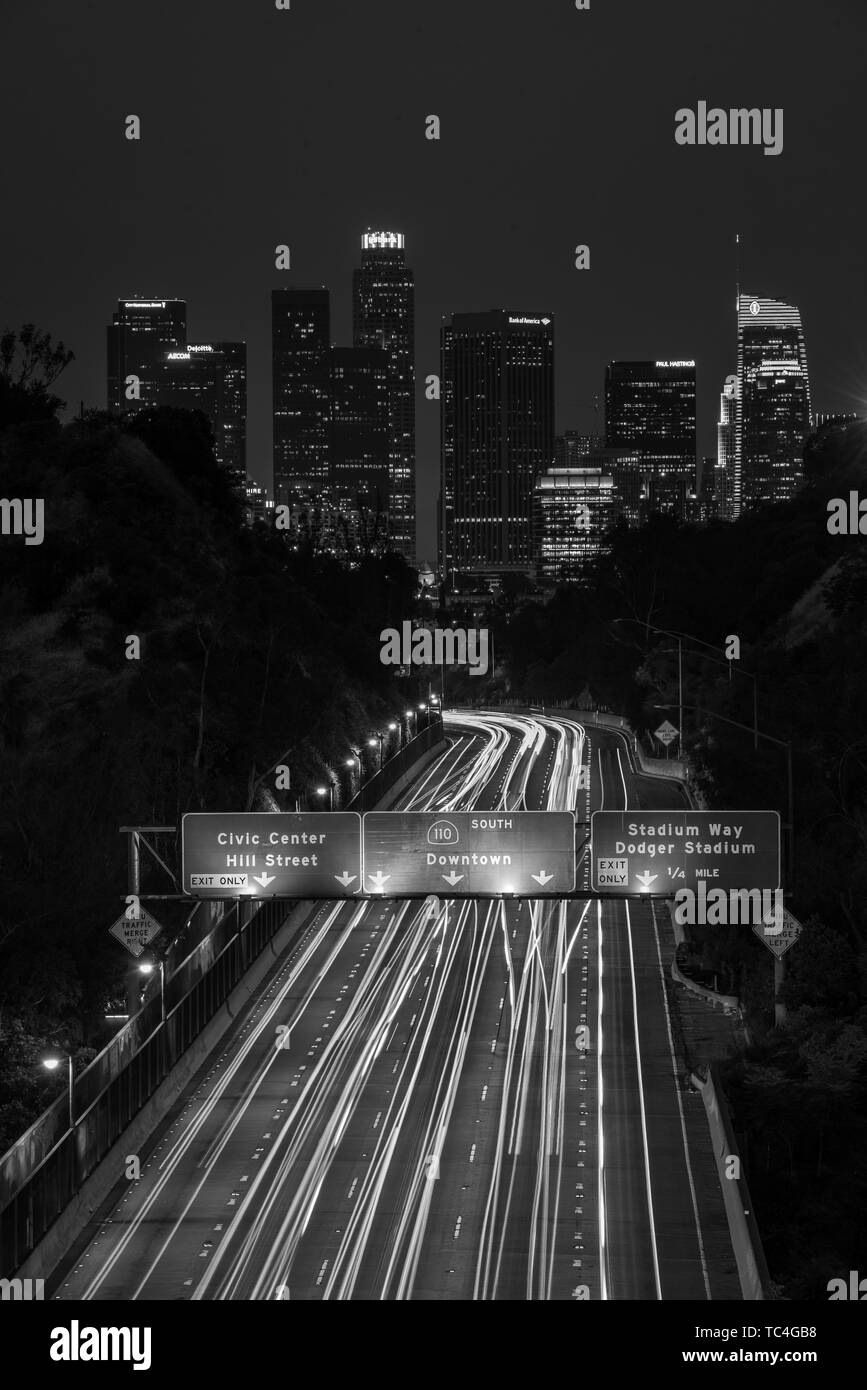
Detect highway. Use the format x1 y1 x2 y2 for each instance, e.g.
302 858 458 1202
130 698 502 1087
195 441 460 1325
52 711 739 1300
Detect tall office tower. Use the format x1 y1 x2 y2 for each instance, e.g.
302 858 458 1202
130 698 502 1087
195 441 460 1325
107 297 187 411
534 466 617 584
735 295 811 514
604 360 697 509
328 346 390 534
441 310 554 583
353 231 415 561
155 342 247 485
717 377 737 520
554 430 604 467
272 287 331 503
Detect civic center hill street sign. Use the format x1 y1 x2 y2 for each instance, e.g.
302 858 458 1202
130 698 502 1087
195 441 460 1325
182 812 362 898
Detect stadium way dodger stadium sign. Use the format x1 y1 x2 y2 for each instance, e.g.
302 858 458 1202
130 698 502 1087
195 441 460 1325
591 811 780 895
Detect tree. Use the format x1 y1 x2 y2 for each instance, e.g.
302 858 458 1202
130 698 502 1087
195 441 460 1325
0 323 74 430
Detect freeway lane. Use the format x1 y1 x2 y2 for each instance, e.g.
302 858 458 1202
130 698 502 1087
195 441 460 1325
51 712 739 1300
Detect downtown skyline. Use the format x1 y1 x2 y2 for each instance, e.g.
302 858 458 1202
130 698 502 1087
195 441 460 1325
5 1 866 564
101 247 829 565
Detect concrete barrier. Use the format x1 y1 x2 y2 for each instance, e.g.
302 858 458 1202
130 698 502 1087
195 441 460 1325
690 1066 772 1300
671 959 740 1013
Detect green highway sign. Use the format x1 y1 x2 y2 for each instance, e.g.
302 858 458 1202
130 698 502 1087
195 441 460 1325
591 810 780 895
182 812 362 899
362 811 576 896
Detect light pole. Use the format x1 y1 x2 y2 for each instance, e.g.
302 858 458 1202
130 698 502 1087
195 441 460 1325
614 617 760 753
614 617 680 750
42 1051 74 1130
661 625 759 752
315 783 335 811
654 702 793 882
368 734 385 771
138 959 165 1025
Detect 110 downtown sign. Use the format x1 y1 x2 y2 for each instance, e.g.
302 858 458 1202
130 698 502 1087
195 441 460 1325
181 811 576 899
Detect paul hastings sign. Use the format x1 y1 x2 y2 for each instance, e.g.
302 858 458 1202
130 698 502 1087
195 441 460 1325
591 811 780 895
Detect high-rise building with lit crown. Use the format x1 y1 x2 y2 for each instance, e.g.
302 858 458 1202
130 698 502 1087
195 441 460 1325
604 360 697 499
441 309 554 582
106 297 186 411
107 299 246 485
353 231 415 561
735 295 811 514
154 341 247 486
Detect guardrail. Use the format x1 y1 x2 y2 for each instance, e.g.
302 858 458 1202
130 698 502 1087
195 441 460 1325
0 720 444 1277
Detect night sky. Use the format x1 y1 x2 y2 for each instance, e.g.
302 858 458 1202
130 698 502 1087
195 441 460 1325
3 0 866 560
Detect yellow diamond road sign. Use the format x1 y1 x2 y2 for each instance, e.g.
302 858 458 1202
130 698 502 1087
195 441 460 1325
753 904 802 957
108 907 163 958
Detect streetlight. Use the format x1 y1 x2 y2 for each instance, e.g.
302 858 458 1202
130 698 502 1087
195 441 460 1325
42 1050 74 1130
315 783 335 811
653 702 793 880
138 959 165 1025
368 734 385 770
612 618 683 750
613 617 760 751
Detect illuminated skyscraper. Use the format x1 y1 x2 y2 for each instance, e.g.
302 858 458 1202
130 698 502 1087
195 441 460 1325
353 231 415 561
272 287 331 503
735 295 811 514
604 360 697 501
441 310 554 582
534 466 617 584
107 299 245 484
106 297 186 411
154 342 247 486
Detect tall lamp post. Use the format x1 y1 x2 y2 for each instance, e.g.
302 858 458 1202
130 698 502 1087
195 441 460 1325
315 782 336 811
614 617 760 752
612 618 683 751
654 702 793 882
